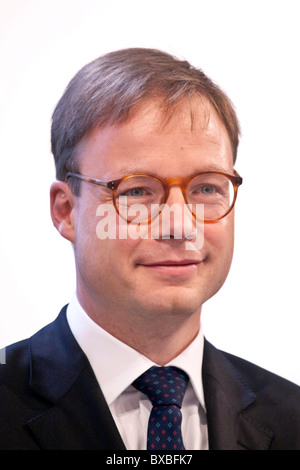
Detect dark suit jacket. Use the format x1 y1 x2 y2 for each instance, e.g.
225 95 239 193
0 306 299 450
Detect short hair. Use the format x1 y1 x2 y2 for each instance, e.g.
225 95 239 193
51 48 240 186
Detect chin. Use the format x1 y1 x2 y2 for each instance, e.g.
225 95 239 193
138 287 204 319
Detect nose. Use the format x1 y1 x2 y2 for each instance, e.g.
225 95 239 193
165 185 185 205
158 186 196 241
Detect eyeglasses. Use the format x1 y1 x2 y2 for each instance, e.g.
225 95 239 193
66 171 243 223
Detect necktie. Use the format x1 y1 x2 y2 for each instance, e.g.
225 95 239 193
132 366 189 450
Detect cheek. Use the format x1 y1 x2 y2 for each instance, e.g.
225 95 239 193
76 215 140 276
204 215 235 262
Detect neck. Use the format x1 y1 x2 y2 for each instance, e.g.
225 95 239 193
119 315 201 365
76 291 201 365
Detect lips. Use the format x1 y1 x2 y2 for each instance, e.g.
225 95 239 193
138 259 202 277
142 259 202 267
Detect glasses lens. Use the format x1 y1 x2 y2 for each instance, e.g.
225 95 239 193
116 176 164 222
187 174 235 221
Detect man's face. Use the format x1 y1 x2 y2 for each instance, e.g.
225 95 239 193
71 98 235 330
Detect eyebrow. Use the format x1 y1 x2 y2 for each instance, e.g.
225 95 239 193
114 165 232 178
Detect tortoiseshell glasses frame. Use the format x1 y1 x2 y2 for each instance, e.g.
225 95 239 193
66 170 243 224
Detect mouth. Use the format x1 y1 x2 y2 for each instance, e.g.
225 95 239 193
144 259 201 266
138 259 203 276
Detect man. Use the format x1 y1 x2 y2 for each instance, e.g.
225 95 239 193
0 48 299 450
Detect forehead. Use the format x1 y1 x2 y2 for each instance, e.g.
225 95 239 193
79 97 233 177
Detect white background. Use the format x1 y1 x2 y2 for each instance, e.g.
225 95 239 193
0 0 299 385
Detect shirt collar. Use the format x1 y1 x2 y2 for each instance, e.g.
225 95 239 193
66 295 206 410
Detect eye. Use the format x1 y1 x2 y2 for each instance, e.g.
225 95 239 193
122 187 148 197
200 184 216 195
192 184 219 196
116 176 164 204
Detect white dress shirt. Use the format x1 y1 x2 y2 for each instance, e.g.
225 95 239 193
66 295 208 450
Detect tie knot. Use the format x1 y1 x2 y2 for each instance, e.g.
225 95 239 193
132 366 189 407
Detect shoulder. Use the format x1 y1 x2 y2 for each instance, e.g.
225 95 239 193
204 339 300 399
203 339 300 415
219 345 300 429
0 338 31 392
0 306 71 390
222 349 300 399
0 307 85 449
203 340 300 449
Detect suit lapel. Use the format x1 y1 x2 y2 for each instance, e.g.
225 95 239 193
26 307 126 450
202 340 274 450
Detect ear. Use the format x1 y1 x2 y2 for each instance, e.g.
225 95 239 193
50 181 76 243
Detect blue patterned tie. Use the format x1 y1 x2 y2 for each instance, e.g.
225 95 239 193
132 366 189 450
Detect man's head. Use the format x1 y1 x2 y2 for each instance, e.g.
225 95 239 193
50 48 241 351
